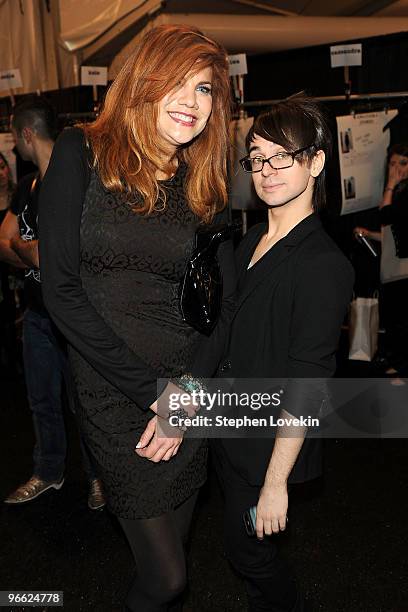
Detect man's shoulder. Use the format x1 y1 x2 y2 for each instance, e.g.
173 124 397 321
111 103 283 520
16 172 38 193
10 172 39 215
296 227 354 288
299 222 348 258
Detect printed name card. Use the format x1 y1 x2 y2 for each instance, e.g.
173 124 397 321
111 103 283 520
228 54 248 77
330 44 362 68
0 68 22 90
81 66 108 86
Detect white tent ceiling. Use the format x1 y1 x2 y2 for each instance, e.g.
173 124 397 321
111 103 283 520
1 0 408 97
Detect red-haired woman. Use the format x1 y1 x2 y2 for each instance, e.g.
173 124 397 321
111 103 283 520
39 25 232 611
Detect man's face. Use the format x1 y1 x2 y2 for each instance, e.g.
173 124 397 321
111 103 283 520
249 135 317 209
11 126 32 162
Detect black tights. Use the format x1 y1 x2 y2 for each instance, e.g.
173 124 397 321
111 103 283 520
118 492 198 612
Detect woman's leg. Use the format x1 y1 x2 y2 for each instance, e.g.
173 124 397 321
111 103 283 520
118 491 198 612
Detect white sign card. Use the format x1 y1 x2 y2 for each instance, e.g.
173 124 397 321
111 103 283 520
228 54 248 77
330 44 362 68
0 68 23 91
81 66 108 86
337 110 398 215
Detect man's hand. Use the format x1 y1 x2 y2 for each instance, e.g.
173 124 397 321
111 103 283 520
256 410 306 539
10 237 39 268
255 482 288 539
135 415 183 462
0 210 27 268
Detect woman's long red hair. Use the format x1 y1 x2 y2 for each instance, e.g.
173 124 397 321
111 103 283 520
81 25 231 222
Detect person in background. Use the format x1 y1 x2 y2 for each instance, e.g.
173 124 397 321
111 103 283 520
0 152 14 219
0 97 105 510
210 97 354 611
0 152 17 372
354 143 408 384
39 25 233 611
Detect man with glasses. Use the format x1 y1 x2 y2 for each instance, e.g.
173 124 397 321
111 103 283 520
210 96 354 611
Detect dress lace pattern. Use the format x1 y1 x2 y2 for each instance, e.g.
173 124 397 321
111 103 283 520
69 164 207 519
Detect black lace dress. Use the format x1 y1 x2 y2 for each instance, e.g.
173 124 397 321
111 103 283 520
39 128 208 519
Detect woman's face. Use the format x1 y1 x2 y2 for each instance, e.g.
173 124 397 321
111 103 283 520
0 156 10 190
388 153 408 180
157 66 213 152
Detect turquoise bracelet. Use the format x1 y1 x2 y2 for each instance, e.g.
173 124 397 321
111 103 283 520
171 374 207 396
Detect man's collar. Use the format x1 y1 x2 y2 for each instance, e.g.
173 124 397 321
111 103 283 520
281 213 322 247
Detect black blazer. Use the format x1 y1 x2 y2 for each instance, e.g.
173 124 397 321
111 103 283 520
212 214 354 485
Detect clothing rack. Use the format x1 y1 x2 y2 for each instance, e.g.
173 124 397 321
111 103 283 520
242 91 408 107
59 112 96 120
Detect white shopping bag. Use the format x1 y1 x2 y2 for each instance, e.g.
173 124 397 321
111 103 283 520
348 296 379 361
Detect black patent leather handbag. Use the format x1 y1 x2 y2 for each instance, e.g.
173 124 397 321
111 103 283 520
179 220 240 336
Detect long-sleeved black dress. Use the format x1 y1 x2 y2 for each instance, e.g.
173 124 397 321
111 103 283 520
39 128 223 519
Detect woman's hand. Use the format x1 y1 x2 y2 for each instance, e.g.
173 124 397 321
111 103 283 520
353 227 381 242
387 162 408 190
255 483 288 540
135 415 183 462
135 379 201 462
354 226 369 239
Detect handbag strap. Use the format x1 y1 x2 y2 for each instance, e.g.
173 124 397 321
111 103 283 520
227 190 232 225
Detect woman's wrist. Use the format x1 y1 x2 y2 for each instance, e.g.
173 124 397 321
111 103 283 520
154 376 208 431
164 406 191 432
171 374 207 396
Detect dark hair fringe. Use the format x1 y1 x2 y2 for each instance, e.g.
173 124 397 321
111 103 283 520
388 142 408 159
246 95 332 212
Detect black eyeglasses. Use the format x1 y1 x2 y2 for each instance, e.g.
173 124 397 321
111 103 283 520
240 144 315 173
